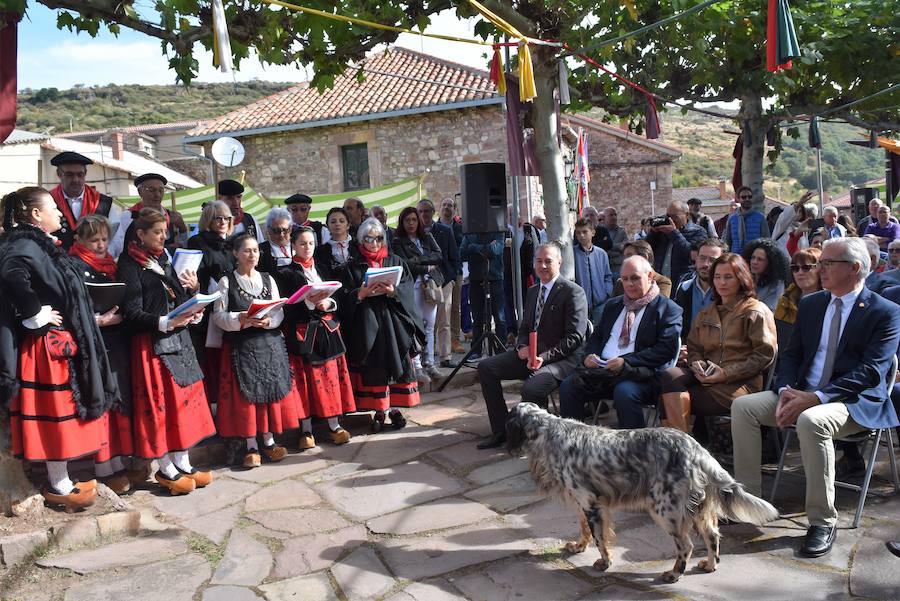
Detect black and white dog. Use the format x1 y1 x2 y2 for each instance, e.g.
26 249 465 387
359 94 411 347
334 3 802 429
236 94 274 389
506 402 778 582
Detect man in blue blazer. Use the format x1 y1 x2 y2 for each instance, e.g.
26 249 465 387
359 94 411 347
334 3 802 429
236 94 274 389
559 255 682 427
732 237 900 558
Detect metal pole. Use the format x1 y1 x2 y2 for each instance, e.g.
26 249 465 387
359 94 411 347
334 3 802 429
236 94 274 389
650 184 656 216
816 146 825 214
887 149 894 208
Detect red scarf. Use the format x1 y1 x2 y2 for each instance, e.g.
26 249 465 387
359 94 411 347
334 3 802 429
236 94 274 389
358 244 387 268
49 184 100 228
129 202 171 227
232 207 245 225
292 255 314 269
69 241 117 279
127 240 164 268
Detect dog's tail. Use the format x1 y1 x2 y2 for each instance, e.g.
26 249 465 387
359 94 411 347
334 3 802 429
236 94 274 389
697 451 779 525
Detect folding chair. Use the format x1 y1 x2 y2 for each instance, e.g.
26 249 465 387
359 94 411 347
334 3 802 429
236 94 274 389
769 356 900 528
548 320 594 417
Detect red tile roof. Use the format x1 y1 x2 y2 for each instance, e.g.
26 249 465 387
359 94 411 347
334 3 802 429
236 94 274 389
58 121 202 139
188 48 500 140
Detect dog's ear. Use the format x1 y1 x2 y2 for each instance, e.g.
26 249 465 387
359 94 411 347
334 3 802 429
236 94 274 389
505 407 527 453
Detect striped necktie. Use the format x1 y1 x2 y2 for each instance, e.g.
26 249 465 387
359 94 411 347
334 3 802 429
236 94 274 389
534 285 547 329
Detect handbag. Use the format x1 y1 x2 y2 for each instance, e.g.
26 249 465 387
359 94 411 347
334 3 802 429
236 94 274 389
422 277 443 305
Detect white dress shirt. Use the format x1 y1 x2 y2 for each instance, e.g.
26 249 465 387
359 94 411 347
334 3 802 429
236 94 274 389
212 270 284 331
270 242 293 267
807 284 863 402
601 305 647 359
65 193 83 221
328 237 351 264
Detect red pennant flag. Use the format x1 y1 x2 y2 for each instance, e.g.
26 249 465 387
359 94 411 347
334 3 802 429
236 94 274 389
767 0 800 72
645 95 661 139
0 12 20 143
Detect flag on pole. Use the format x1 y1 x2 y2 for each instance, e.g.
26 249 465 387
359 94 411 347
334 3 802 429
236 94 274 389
211 0 233 73
767 0 801 72
808 116 821 148
0 12 21 144
574 129 590 215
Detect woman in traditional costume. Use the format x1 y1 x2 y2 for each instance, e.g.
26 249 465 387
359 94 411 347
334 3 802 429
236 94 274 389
212 234 303 467
70 215 136 494
0 187 120 511
341 218 424 432
277 226 355 448
118 208 216 495
314 207 356 281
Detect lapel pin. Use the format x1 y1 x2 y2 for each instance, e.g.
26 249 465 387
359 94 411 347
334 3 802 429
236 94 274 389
858 302 865 308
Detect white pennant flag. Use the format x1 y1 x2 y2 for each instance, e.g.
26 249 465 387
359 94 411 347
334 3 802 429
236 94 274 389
212 0 233 73
558 60 570 106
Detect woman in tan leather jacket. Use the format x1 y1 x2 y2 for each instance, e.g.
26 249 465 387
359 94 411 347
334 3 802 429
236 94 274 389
659 253 777 432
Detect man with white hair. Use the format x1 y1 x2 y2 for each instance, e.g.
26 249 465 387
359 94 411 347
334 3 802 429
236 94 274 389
864 204 900 251
888 239 900 269
822 205 846 239
856 197 897 232
732 237 900 558
558 255 682 427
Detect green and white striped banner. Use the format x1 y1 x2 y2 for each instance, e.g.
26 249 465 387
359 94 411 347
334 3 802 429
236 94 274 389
116 175 424 227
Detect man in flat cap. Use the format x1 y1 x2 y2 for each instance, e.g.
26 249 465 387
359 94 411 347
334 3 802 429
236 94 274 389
109 173 188 257
48 151 121 250
285 193 325 245
218 179 264 243
687 197 717 239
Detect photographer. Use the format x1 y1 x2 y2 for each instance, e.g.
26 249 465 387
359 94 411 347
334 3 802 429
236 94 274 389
645 201 708 286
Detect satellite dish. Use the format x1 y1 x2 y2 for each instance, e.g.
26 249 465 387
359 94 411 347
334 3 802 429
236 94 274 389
211 136 245 167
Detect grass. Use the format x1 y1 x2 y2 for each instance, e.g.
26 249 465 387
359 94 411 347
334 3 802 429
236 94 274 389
186 533 226 567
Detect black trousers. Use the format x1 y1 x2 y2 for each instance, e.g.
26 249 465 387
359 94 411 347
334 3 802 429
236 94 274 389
477 350 560 434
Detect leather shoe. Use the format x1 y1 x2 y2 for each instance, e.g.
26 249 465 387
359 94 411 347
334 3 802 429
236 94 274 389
800 524 836 557
887 541 900 558
476 433 507 450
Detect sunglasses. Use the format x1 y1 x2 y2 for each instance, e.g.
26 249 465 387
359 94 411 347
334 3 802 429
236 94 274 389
212 215 233 223
269 227 291 235
363 235 385 243
790 264 818 273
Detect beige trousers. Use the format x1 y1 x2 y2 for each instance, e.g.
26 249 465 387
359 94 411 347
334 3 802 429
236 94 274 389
731 391 866 527
435 280 455 361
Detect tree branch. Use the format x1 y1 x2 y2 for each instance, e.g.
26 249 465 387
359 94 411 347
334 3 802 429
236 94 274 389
476 0 536 37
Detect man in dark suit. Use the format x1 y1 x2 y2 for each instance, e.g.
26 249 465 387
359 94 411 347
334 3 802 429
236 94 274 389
559 255 682 427
475 243 588 449
418 199 461 368
732 237 900 558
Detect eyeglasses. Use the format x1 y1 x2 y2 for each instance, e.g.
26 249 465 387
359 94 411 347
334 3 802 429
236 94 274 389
269 227 291 235
140 187 166 194
790 264 818 273
890 249 900 253
363 235 384 243
819 259 850 268
212 215 233 223
739 195 753 200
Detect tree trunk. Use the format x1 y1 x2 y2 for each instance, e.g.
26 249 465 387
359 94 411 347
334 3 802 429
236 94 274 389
530 46 574 278
739 92 768 210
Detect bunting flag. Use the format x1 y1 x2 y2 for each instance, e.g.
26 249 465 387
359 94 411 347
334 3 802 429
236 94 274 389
211 0 233 73
574 129 590 214
116 184 272 225
767 0 800 72
489 47 507 95
558 59 571 105
469 0 537 102
0 12 20 144
808 115 821 148
731 134 743 195
645 95 661 139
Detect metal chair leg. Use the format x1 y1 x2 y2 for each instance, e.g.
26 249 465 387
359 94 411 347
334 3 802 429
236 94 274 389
852 429 883 529
887 427 899 492
770 428 792 503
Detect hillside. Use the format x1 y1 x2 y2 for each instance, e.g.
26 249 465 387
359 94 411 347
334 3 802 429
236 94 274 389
15 83 885 199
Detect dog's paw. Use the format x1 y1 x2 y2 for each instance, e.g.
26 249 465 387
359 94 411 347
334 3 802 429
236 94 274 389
697 559 717 573
565 540 587 554
660 570 682 583
592 558 610 572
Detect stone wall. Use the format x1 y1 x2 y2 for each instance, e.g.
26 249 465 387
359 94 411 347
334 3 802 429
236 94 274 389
204 105 508 207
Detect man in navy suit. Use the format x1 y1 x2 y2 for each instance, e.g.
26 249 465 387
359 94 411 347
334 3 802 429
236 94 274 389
732 237 900 558
558 255 682 427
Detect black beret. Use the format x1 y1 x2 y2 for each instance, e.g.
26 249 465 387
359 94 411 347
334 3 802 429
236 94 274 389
687 197 702 205
134 173 168 186
217 179 244 196
285 193 313 205
50 151 93 167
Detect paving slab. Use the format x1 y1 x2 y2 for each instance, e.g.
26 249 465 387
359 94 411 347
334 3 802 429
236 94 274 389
302 462 366 484
96 511 141 539
311 435 365 463
52 518 99 550
0 530 50 568
181 502 243 544
762 522 864 571
153 478 258 520
244 479 322 512
242 522 293 541
247 508 351 536
223 453 329 483
377 521 531 580
384 578 465 601
63 553 211 601
404 403 474 426
419 388 478 404
38 531 187 574
331 546 397 601
850 523 900 600
203 586 265 601
580 584 674 600
428 440 509 471
314 461 464 520
507 501 649 550
273 525 368 579
211 529 273 586
432 413 494 437
367 497 499 535
466 456 529 485
352 426 471 469
452 557 594 601
464 473 543 512
259 572 339 601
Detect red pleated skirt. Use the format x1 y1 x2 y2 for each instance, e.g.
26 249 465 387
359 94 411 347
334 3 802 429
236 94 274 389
9 333 105 462
348 366 420 411
130 333 216 459
94 409 134 464
289 355 355 418
216 341 305 437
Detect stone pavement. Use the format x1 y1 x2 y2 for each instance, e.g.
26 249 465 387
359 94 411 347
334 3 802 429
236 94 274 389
2 378 900 600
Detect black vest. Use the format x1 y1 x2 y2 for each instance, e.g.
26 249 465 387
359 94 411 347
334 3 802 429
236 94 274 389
56 194 114 250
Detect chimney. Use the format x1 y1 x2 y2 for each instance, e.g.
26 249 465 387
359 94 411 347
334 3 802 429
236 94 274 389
718 178 728 200
112 131 125 161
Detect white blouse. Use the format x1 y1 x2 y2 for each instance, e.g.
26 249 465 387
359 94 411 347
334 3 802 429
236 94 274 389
300 262 338 313
212 270 284 331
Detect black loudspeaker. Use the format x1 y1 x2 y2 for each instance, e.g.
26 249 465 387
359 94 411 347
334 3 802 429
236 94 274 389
852 187 880 222
460 162 507 233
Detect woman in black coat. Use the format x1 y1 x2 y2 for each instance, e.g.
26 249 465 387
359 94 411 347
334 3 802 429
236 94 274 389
0 187 120 511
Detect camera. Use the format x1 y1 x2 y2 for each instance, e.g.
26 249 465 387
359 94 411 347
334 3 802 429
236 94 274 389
650 215 670 228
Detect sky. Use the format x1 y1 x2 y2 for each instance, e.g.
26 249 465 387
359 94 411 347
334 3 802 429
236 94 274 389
18 4 491 90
